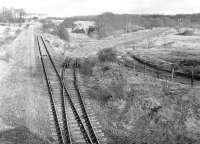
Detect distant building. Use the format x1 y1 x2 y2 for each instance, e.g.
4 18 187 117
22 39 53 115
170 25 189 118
72 21 96 34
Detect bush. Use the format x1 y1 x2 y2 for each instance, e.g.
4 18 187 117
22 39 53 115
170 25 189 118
79 57 98 76
56 25 70 41
177 29 194 36
42 22 70 41
15 29 21 35
97 47 117 63
3 27 10 36
88 85 112 105
24 24 30 29
42 22 57 33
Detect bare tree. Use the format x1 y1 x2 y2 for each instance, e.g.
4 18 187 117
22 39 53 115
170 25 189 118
0 7 26 23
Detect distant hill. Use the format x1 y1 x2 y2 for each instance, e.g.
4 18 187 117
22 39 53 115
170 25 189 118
61 12 200 37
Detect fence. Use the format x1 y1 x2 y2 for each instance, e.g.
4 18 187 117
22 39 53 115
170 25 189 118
119 57 198 87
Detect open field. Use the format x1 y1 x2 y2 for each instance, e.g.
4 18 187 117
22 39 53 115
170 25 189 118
130 28 200 63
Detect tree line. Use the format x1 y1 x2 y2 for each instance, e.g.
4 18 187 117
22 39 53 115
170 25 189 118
0 7 26 23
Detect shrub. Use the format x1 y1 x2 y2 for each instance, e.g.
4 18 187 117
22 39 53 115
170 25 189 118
42 22 70 41
56 25 70 41
79 57 98 76
24 24 30 29
177 29 194 36
88 85 112 105
42 22 56 31
15 29 21 35
3 27 10 35
97 47 117 63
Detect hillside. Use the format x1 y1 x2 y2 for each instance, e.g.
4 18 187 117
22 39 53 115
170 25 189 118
61 12 200 37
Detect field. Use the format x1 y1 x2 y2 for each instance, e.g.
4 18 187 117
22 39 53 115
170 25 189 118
130 28 200 63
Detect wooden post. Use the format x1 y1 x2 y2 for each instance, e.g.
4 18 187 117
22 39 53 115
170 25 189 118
191 68 194 87
133 60 135 73
171 68 174 81
156 71 159 79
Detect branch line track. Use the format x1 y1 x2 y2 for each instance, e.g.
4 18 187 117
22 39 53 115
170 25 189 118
37 34 105 144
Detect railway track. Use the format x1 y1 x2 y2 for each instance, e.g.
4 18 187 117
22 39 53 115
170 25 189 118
37 34 106 144
62 64 107 144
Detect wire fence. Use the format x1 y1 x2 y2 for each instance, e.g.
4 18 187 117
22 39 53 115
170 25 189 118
120 58 198 87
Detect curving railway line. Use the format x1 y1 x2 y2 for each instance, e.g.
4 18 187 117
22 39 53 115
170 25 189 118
37 34 106 144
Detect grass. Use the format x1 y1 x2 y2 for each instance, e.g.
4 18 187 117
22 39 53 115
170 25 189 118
81 60 200 144
0 126 50 144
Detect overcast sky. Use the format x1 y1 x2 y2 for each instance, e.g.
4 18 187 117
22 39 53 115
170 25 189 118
1 0 200 17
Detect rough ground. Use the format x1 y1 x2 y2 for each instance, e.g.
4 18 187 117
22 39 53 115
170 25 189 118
82 63 200 144
0 24 51 143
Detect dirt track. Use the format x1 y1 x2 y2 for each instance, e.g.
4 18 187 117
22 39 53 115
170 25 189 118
0 24 52 143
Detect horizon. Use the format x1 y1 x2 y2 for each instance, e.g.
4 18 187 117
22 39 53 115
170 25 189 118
1 0 200 17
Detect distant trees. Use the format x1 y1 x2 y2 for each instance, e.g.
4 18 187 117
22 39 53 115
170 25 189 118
0 7 26 23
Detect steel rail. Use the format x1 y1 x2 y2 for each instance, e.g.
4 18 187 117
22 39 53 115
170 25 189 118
37 36 64 144
60 66 72 144
40 35 93 144
72 64 100 144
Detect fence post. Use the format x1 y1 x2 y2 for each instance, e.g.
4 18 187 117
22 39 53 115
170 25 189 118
191 69 194 87
144 64 146 76
171 68 174 81
133 60 135 73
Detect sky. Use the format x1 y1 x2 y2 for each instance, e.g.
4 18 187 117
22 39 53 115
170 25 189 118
1 0 200 17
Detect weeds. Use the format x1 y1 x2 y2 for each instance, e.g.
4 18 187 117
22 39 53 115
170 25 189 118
97 47 117 63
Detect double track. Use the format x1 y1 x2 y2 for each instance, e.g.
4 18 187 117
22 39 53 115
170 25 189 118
37 34 106 144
